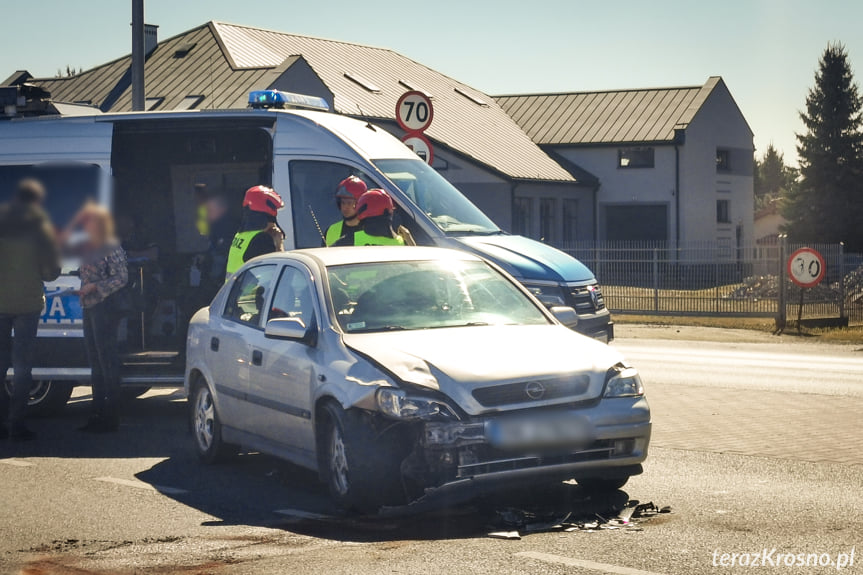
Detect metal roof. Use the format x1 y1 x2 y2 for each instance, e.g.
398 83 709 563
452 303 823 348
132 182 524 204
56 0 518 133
12 22 574 183
496 77 722 145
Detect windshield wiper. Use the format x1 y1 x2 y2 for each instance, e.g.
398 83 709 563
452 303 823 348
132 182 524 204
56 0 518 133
445 229 502 236
353 325 407 333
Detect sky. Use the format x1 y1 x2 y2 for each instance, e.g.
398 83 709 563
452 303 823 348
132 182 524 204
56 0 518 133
3 0 862 166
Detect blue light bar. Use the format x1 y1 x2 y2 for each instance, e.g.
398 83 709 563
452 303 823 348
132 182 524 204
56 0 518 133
248 90 330 111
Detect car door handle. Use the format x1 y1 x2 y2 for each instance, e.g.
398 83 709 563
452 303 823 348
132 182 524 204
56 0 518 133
251 349 263 366
210 337 219 352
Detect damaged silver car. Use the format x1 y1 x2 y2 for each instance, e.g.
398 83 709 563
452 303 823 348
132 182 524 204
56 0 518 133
186 247 650 513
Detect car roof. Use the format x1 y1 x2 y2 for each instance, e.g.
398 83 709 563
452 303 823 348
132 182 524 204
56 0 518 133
262 246 482 267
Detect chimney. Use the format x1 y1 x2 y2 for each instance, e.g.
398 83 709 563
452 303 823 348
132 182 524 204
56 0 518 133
131 0 145 111
144 24 158 55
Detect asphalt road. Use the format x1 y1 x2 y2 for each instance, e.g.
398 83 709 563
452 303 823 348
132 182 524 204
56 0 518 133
1 326 861 575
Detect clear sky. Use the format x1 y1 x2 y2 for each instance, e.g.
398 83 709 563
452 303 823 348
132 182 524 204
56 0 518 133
2 0 861 166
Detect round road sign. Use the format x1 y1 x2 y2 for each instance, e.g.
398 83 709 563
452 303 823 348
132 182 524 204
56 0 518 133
401 133 434 165
787 247 826 288
396 91 434 133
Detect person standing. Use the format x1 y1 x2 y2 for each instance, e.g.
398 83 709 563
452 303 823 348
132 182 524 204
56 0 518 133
0 179 61 441
339 189 406 246
225 186 285 281
325 176 366 247
69 205 128 433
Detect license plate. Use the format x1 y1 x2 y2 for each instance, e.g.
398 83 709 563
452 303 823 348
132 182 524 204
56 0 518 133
485 412 594 451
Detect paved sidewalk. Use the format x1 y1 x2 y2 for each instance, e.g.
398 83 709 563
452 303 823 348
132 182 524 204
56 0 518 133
648 382 862 465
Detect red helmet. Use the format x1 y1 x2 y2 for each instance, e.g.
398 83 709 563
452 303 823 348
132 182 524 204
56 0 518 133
356 189 394 221
335 176 367 201
243 185 284 217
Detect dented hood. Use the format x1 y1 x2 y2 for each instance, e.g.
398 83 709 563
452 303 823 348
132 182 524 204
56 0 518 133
343 324 625 414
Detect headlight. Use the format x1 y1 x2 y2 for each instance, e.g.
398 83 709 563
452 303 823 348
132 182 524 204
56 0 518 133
523 283 566 307
604 367 644 398
376 388 457 420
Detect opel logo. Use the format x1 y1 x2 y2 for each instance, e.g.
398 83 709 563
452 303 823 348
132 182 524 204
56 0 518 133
524 381 545 400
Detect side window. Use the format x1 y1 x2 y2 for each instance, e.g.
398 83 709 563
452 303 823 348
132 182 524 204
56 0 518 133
223 265 277 327
268 266 316 328
289 161 375 249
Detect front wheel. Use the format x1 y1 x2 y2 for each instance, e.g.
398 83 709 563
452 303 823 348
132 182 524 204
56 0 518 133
3 380 74 416
190 382 236 463
320 402 407 513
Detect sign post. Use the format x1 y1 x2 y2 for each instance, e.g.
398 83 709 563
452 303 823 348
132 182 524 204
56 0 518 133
787 247 826 333
396 91 434 165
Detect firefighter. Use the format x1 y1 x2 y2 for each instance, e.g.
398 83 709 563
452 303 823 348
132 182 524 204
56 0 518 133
325 176 366 247
342 189 406 246
225 186 285 281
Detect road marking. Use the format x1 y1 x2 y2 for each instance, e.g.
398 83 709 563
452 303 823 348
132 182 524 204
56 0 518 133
274 508 334 521
93 476 187 495
516 551 666 575
0 458 34 467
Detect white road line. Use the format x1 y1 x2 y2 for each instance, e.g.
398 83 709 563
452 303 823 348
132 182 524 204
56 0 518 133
516 551 666 575
0 458 34 467
274 508 334 521
93 476 187 495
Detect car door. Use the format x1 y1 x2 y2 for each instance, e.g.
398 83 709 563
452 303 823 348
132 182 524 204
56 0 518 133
244 263 320 453
209 264 278 428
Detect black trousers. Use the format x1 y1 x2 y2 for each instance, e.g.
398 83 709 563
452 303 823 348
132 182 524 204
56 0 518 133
83 301 121 419
0 311 40 432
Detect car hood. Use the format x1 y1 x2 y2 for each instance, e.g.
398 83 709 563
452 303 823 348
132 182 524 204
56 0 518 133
454 234 594 283
343 324 624 415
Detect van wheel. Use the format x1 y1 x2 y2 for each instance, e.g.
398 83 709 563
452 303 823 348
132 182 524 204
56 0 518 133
190 381 236 463
4 380 74 416
320 402 406 514
577 476 629 492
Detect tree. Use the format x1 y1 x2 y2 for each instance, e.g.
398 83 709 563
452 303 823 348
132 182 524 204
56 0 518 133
782 43 863 250
754 143 797 210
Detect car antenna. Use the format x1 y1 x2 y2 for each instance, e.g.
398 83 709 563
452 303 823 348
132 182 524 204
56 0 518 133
308 205 326 244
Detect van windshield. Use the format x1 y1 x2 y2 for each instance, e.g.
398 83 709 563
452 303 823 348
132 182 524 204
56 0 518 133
373 159 500 235
0 163 100 230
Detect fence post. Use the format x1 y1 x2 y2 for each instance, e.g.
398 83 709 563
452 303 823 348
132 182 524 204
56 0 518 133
838 242 846 322
652 247 659 312
778 235 787 327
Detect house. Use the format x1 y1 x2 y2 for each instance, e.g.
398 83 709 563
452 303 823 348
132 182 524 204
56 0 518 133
497 77 755 250
3 21 595 239
754 201 785 244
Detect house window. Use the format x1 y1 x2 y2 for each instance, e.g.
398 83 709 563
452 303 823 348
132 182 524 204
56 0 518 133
539 198 557 242
513 197 532 236
716 149 730 171
563 199 579 243
175 95 205 110
144 97 164 111
716 199 731 224
618 147 654 168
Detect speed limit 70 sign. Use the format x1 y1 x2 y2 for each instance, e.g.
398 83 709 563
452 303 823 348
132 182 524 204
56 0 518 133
396 91 434 133
787 247 826 288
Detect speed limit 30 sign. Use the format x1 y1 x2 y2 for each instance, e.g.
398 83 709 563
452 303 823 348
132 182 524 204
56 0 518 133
787 247 826 288
396 91 434 133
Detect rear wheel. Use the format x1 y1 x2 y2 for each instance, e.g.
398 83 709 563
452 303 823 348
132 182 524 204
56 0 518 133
190 381 236 463
4 380 74 416
320 402 406 513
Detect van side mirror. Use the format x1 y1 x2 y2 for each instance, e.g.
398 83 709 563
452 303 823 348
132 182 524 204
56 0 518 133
264 317 308 342
549 306 579 327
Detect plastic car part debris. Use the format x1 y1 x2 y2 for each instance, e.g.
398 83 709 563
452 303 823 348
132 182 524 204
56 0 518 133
488 531 521 540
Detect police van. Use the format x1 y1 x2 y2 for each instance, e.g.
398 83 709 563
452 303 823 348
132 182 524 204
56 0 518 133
0 90 612 412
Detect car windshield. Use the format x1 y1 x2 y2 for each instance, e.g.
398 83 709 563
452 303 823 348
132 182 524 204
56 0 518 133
327 259 549 333
373 159 500 235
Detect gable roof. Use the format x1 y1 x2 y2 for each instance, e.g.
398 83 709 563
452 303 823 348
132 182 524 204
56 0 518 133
11 22 575 183
496 77 724 146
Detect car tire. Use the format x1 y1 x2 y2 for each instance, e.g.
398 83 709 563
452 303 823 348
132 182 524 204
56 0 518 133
190 381 236 464
120 386 152 401
320 402 406 514
577 476 629 492
4 380 74 416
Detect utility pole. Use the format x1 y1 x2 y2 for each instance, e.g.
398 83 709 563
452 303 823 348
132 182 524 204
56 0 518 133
131 0 145 111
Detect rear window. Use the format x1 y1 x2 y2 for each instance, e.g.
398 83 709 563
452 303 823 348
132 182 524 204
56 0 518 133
0 163 101 230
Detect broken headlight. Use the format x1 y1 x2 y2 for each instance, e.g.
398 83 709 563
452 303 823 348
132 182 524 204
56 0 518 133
603 367 644 398
376 388 457 420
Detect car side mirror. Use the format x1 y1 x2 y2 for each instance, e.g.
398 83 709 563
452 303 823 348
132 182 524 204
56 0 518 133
264 317 309 342
549 306 579 327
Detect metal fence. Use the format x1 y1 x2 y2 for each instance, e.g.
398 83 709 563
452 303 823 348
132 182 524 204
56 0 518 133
552 240 863 325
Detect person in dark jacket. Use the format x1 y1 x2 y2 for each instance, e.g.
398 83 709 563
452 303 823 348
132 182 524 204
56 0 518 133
0 179 61 441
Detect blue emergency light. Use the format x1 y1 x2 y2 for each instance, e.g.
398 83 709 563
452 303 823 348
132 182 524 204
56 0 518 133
248 90 330 111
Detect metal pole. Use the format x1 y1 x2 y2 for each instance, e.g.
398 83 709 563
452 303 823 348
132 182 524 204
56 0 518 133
839 242 846 322
778 234 787 330
131 0 145 111
652 247 659 312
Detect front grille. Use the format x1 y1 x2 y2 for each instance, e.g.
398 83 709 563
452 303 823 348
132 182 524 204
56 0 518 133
456 440 615 478
567 285 605 314
472 374 590 407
